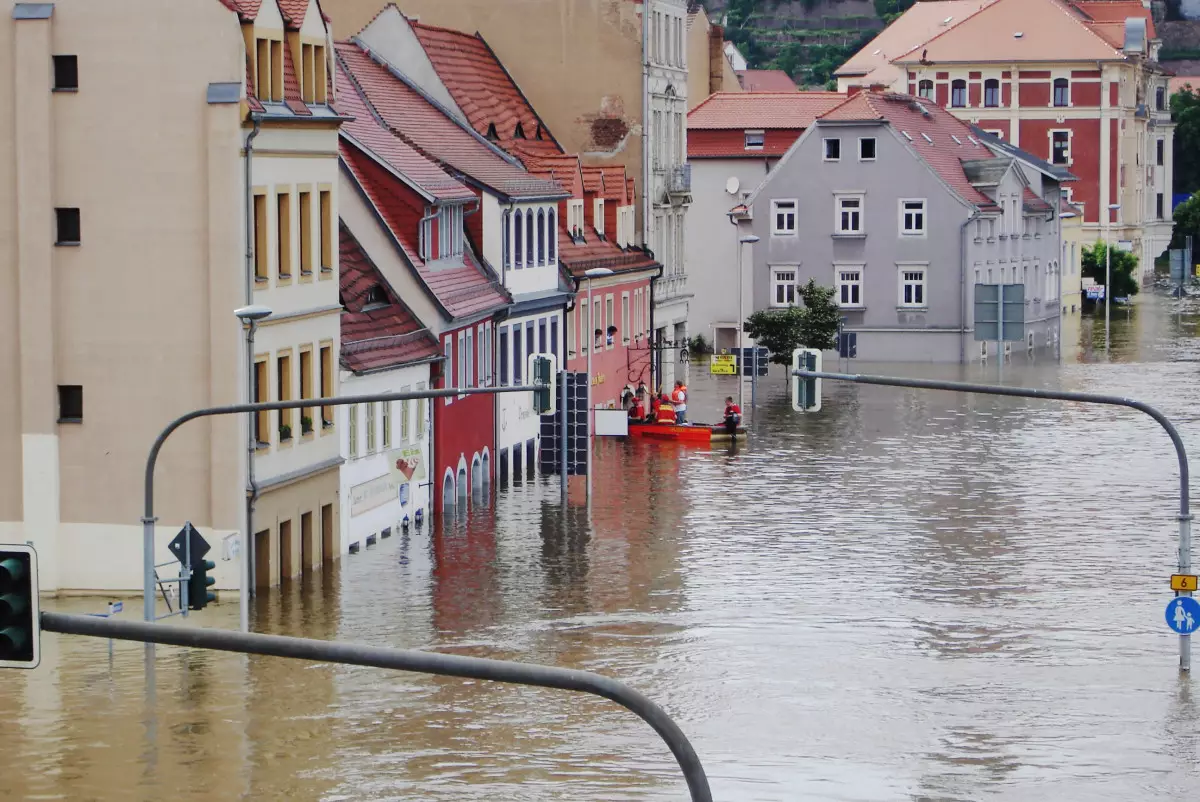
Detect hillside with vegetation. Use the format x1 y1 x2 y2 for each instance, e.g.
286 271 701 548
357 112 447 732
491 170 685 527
709 0 916 88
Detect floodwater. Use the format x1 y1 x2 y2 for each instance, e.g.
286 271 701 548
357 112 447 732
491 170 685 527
5 292 1200 801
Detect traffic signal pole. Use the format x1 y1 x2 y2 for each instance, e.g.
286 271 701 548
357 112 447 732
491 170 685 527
793 367 1193 671
142 384 547 628
40 610 713 802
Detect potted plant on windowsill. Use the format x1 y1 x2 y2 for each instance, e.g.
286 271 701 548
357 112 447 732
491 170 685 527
301 416 313 435
279 423 292 441
322 417 333 429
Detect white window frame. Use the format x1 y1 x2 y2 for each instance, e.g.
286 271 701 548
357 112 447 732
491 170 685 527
399 385 411 443
594 199 605 236
457 331 466 398
858 137 876 162
985 129 1005 140
745 129 765 150
823 137 841 162
899 198 927 236
605 294 615 350
1050 129 1071 166
621 291 631 344
771 267 799 307
897 263 928 309
835 264 864 308
348 403 358 458
771 199 797 236
834 193 865 235
443 337 454 405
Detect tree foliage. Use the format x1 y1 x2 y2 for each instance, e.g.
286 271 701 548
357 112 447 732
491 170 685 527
1172 88 1200 197
744 280 841 365
1172 192 1200 249
873 0 917 23
1081 241 1140 300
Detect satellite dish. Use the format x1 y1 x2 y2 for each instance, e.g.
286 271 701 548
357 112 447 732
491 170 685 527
725 176 740 195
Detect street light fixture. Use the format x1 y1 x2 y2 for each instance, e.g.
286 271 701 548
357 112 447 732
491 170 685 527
582 267 613 503
234 304 271 634
1105 203 1121 354
737 234 760 412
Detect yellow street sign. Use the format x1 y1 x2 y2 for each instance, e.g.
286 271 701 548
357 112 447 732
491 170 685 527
710 354 737 375
1171 574 1198 592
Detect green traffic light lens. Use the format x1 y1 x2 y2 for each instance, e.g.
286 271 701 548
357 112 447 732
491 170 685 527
0 625 27 657
0 557 25 594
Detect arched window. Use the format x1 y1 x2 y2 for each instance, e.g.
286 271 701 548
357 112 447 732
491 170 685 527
457 467 468 511
548 208 557 262
502 210 511 268
513 210 523 268
918 79 934 100
951 79 966 108
537 209 546 265
1053 78 1069 107
984 78 1000 108
526 210 535 267
442 472 454 513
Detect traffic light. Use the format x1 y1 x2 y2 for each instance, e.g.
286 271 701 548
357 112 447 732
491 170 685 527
528 353 558 415
0 544 40 669
791 348 822 413
188 559 216 611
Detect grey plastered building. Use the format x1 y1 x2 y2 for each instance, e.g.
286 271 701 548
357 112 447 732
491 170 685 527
735 90 1072 363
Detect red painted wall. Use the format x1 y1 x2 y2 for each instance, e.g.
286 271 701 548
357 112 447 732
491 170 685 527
976 119 1010 139
466 188 485 256
433 322 496 512
565 274 654 407
1019 81 1051 107
1072 81 1101 107
1019 117 1101 221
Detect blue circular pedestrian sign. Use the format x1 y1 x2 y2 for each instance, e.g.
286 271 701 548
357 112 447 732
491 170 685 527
1165 597 1200 634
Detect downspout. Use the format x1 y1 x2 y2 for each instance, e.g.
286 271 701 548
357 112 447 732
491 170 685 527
502 200 515 289
243 115 261 601
960 207 982 364
418 205 439 261
641 0 651 250
649 253 662 392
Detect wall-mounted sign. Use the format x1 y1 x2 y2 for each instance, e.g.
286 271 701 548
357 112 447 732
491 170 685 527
399 482 410 507
387 445 426 483
350 473 399 518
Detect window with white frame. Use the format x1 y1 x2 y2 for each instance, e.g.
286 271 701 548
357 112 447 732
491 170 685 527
547 208 557 262
859 137 876 161
502 209 511 268
513 209 524 267
436 204 464 260
823 138 841 161
836 266 863 308
457 331 466 395
771 268 798 307
898 266 927 307
465 328 474 388
745 130 765 150
568 199 584 238
918 79 934 99
621 292 630 343
1051 130 1070 165
772 199 797 235
835 194 864 234
605 294 615 348
594 198 605 236
900 199 926 235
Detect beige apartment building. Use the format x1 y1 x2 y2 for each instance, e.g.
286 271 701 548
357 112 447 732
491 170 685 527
0 0 342 594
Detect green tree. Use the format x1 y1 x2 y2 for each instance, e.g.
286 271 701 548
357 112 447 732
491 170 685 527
1081 241 1140 301
744 280 841 365
1171 88 1200 196
1171 192 1200 249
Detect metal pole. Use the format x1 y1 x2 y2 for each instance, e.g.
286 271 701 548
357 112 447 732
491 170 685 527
997 273 1004 382
586 279 593 503
750 346 757 409
242 319 255 633
559 369 568 503
1105 210 1112 353
43 611 713 802
142 385 549 623
181 522 191 617
737 239 744 413
793 368 1193 671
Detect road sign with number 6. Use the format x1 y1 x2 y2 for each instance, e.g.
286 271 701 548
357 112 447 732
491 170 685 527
1171 574 1198 592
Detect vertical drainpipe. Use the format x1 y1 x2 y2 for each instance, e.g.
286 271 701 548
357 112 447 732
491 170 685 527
641 0 651 254
244 115 261 601
960 207 982 365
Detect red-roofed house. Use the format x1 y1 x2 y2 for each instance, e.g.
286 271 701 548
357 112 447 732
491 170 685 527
839 0 1174 281
686 91 846 350
338 224 441 552
735 90 1070 363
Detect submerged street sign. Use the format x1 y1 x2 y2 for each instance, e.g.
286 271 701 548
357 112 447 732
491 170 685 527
1166 596 1200 634
1171 574 1199 592
973 283 1025 342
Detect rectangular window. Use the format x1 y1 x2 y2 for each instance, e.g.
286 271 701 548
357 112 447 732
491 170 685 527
465 328 474 388
254 193 268 280
277 352 292 439
823 138 841 161
951 80 966 107
1051 131 1069 165
1158 193 1165 220
527 322 536 366
918 80 934 99
1157 139 1165 167
745 130 765 150
593 299 602 348
444 337 453 405
772 200 797 235
458 331 467 392
551 318 559 357
400 386 411 443
302 43 315 103
348 404 358 458
298 190 312 275
859 137 876 161
621 294 631 344
900 199 926 235
319 190 333 271
314 45 327 105
277 190 292 278
538 319 547 354
55 207 80 245
299 348 313 432
1053 78 1069 108
319 344 332 427
256 39 271 102
416 382 427 437
984 79 1000 108
836 195 864 234
57 385 82 422
836 268 863 308
605 296 615 348
381 399 391 449
567 306 576 355
499 328 510 385
270 39 283 102
513 324 523 383
365 402 376 454
899 268 927 307
53 55 78 91
772 269 797 307
254 359 269 444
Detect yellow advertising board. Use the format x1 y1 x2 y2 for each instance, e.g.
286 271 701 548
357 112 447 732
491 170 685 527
710 354 737 375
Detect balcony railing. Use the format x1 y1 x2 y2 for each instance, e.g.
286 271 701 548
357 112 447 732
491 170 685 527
655 274 689 301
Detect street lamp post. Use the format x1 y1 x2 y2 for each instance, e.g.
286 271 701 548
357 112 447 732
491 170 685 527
234 304 272 633
1105 202 1121 354
583 267 613 502
737 234 760 413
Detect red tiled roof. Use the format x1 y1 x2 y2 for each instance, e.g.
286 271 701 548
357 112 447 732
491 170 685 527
518 150 585 197
277 0 309 28
406 19 562 155
335 41 567 201
581 165 605 195
1022 186 1053 212
335 61 476 202
1072 0 1155 37
736 69 799 92
597 166 631 204
689 91 846 130
340 223 441 373
220 0 262 20
558 233 660 279
818 91 998 208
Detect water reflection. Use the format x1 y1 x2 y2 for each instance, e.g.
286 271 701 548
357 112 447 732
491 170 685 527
6 295 1200 801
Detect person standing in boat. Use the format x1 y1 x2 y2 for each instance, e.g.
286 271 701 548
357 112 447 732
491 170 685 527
671 381 688 424
628 392 645 422
723 396 741 435
656 393 676 424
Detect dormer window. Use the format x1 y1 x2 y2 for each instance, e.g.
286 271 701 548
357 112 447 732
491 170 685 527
514 122 527 139
567 199 585 241
421 204 464 261
745 130 765 150
485 122 499 141
255 37 283 102
300 43 328 104
364 285 387 307
594 198 605 236
535 124 545 141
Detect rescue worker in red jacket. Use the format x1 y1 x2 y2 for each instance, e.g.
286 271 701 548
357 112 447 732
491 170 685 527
656 394 676 424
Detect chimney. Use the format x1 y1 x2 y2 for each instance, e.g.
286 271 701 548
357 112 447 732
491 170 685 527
869 83 888 93
848 84 864 97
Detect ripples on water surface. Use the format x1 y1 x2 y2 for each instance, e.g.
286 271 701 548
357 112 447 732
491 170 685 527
5 295 1200 801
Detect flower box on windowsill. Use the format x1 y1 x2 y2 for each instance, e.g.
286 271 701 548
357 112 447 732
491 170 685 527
831 232 866 240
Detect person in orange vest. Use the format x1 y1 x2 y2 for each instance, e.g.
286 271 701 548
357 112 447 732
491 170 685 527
656 393 676 424
627 392 645 423
671 380 688 424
